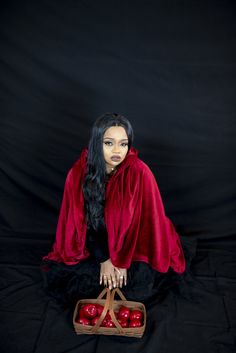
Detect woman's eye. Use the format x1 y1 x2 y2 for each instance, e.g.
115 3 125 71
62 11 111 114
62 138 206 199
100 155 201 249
104 141 128 147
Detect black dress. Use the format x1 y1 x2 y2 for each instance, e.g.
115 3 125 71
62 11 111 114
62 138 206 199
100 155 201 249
41 221 181 308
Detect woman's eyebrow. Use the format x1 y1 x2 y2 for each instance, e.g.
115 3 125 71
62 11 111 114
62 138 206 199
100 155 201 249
103 137 128 141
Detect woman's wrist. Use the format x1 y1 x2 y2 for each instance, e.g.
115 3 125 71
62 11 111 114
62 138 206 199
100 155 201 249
100 258 111 265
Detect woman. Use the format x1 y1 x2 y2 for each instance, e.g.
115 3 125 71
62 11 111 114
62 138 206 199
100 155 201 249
41 112 186 307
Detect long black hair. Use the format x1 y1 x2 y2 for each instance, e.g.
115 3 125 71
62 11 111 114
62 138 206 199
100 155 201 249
82 112 134 231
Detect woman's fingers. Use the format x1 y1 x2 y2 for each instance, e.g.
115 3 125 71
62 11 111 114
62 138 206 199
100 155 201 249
101 274 117 289
108 274 118 289
124 273 127 286
119 275 124 288
104 275 108 287
123 269 127 286
115 268 127 288
99 270 103 285
112 276 117 288
107 276 112 290
100 260 124 289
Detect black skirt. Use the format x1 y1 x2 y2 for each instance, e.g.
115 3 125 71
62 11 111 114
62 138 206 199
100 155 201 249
41 257 181 308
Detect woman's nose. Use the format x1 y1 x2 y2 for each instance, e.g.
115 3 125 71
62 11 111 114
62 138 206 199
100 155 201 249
112 144 120 153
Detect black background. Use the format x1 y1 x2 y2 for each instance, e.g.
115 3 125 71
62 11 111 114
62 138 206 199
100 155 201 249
0 1 235 352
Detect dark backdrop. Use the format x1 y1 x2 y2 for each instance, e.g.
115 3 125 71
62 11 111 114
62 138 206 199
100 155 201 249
0 1 235 352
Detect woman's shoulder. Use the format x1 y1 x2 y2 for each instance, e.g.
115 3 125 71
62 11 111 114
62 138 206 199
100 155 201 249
129 156 153 173
65 149 87 184
125 156 155 182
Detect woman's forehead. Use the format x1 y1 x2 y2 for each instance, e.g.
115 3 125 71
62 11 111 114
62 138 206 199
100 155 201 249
103 126 128 139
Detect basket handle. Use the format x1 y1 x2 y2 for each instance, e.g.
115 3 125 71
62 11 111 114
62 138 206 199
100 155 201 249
96 287 110 300
107 288 128 334
111 287 127 301
91 287 111 333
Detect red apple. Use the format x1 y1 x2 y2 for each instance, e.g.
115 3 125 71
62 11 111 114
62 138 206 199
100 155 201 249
78 308 87 318
118 306 130 320
114 311 119 318
105 320 116 328
101 316 109 327
101 319 108 327
129 319 142 328
130 310 143 321
80 304 97 319
95 304 104 317
76 317 91 325
104 312 112 321
101 312 114 327
101 319 110 327
91 316 100 326
118 318 129 328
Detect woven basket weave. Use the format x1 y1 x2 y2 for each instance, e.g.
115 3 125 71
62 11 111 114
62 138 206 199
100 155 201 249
73 287 146 338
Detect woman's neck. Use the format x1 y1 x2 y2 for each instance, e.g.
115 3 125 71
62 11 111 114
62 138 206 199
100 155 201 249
106 166 116 174
106 166 117 175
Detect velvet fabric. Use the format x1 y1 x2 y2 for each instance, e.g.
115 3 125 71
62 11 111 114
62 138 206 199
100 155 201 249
43 148 186 274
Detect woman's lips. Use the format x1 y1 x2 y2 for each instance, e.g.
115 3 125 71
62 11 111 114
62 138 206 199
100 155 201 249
111 156 121 162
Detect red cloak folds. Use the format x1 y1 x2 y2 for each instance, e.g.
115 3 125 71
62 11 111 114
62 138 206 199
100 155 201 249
43 148 186 274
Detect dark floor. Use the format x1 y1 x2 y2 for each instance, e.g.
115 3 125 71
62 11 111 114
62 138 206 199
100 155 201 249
0 237 235 353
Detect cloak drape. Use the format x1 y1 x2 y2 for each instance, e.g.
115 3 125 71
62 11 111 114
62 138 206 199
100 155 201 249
43 148 186 274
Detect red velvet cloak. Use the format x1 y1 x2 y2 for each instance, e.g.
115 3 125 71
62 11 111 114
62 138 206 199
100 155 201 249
43 148 186 274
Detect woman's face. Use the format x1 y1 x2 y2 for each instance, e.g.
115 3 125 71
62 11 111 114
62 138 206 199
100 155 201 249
103 126 129 173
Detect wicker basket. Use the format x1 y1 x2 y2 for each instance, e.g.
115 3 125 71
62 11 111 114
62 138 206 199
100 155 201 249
73 287 146 338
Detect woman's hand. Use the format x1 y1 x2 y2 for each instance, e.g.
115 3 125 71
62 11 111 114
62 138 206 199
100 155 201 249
100 259 127 289
100 259 117 290
114 267 127 288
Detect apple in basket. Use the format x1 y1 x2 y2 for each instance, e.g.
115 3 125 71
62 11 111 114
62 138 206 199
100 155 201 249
118 306 130 320
80 304 97 319
91 316 100 326
129 309 143 321
95 303 104 316
75 317 91 326
129 319 142 328
118 318 129 328
101 312 112 327
104 320 116 328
